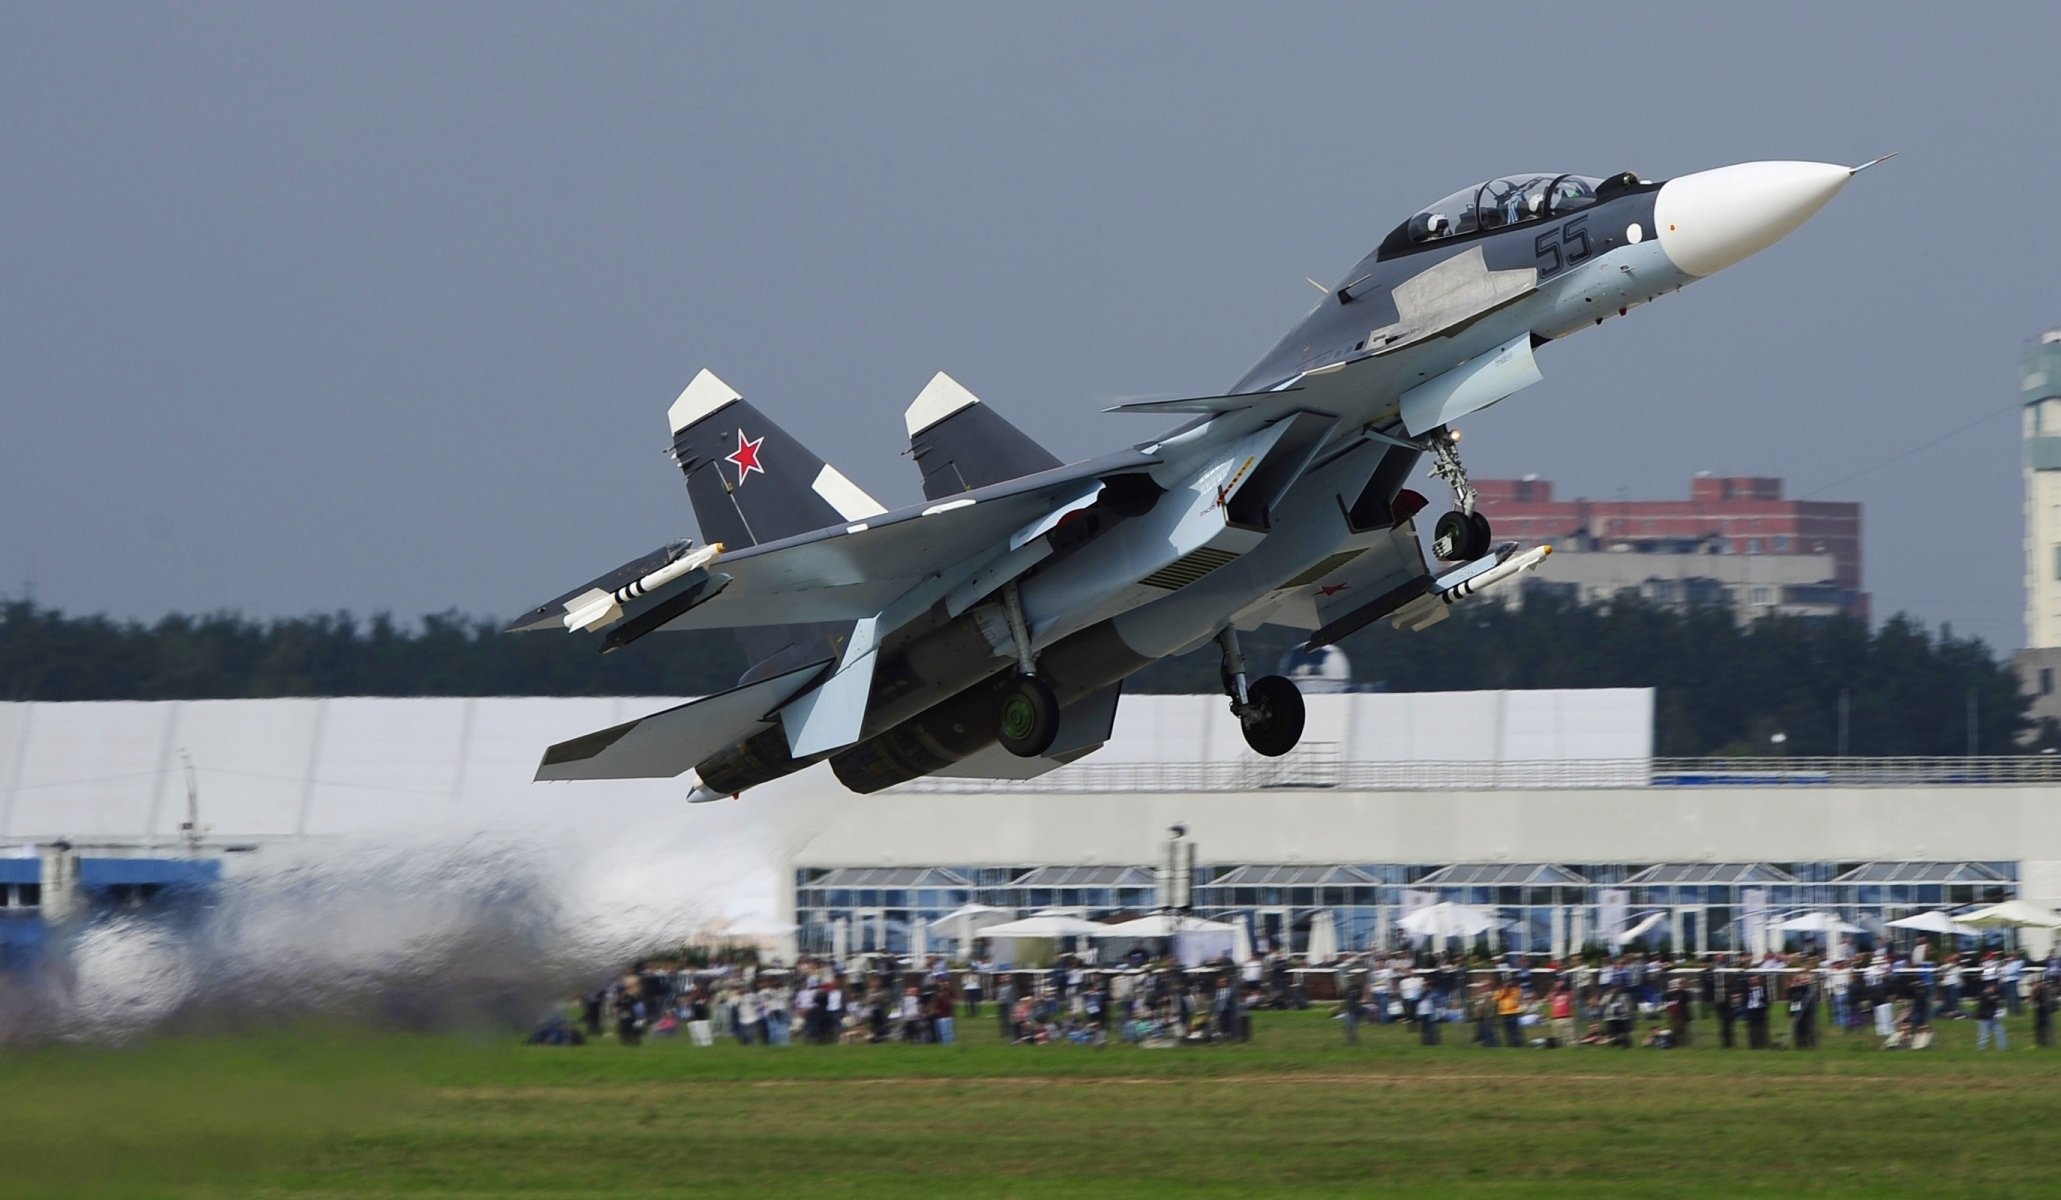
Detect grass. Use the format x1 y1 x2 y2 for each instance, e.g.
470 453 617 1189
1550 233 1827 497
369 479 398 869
4 1009 2059 1198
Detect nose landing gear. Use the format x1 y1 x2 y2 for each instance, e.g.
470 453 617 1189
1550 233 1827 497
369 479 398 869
1218 627 1306 757
1426 426 1491 561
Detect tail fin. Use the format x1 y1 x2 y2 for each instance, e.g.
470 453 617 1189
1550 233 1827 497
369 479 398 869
666 369 886 549
904 372 1062 500
666 370 883 686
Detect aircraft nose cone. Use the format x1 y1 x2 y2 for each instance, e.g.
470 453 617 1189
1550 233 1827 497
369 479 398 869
1654 161 1852 277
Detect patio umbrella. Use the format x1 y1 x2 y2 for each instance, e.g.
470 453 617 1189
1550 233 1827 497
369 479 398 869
1305 910 1340 963
1091 914 1238 938
832 917 849 964
1613 910 1666 946
1398 902 1497 941
975 914 1107 939
1233 914 1254 963
1887 911 1979 936
1776 912 1865 935
911 917 928 964
1958 900 2061 929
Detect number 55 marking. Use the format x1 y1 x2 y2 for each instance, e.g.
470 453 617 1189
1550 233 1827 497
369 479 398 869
1534 215 1593 278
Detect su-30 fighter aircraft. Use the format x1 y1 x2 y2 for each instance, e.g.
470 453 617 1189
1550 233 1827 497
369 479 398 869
509 158 1883 800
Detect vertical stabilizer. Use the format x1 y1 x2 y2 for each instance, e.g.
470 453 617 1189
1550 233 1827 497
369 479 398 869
666 369 883 681
667 369 886 549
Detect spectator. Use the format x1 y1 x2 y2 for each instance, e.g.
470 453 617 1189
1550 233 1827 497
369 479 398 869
1548 979 1577 1048
1941 953 1965 1018
2004 953 2026 1017
1744 975 1770 1049
1600 987 1632 1047
1341 972 1364 1045
1720 971 1744 1049
687 987 713 1048
933 984 957 1045
1975 984 2008 1051
1470 985 1499 1048
995 973 1018 1040
1666 975 1695 1048
761 981 790 1046
1788 971 1817 1050
1495 978 1525 1048
962 968 983 1019
2033 977 2055 1048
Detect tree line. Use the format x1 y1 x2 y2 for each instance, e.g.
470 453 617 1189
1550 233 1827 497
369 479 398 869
0 594 2034 757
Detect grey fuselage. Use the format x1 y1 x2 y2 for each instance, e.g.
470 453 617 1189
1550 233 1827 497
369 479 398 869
698 176 1696 795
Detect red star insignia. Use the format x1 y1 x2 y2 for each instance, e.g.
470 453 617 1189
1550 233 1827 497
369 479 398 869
725 429 765 484
1318 583 1351 597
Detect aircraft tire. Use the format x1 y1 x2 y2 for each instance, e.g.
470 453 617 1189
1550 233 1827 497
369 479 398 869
998 674 1060 758
1240 675 1305 758
1432 510 1470 561
1466 511 1493 558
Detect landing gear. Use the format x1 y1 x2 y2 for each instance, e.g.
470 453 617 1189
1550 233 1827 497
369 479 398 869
998 674 1060 757
1425 426 1490 561
996 581 1058 757
1240 675 1307 758
1432 509 1492 562
1218 627 1306 758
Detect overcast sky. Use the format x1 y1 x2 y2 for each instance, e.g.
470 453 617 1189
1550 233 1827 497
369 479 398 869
4 2 2057 653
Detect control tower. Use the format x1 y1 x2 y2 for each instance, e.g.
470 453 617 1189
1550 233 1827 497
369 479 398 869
2015 329 2061 726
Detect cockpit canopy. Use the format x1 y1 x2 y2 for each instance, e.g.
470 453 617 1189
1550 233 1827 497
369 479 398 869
1379 171 1642 256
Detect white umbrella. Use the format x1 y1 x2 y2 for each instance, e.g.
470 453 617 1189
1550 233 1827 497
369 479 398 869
1091 914 1237 938
1888 911 1979 936
1306 910 1340 963
1959 900 2061 929
976 914 1107 939
1398 901 1496 940
911 917 928 964
1233 914 1254 963
832 916 849 964
1613 910 1666 947
1776 912 1865 935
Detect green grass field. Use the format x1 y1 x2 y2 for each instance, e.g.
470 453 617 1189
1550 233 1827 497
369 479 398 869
5 1009 2059 1198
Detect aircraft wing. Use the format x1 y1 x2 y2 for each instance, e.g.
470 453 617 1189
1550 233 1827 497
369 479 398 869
507 448 1159 636
534 660 831 781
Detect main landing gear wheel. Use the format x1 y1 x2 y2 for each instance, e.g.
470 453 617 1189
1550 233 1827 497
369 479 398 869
998 674 1060 757
1432 509 1492 561
1238 674 1306 758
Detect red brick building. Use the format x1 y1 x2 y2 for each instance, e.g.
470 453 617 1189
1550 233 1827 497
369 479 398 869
1474 475 1865 618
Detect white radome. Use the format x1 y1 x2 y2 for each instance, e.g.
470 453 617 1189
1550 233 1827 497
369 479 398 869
1654 160 1851 278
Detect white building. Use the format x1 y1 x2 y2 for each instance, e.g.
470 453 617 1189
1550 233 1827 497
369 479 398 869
3 691 2055 961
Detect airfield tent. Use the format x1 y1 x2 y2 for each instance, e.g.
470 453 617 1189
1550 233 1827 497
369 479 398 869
1091 914 1238 966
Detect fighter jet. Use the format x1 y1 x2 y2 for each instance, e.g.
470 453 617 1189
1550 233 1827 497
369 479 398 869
508 158 1880 800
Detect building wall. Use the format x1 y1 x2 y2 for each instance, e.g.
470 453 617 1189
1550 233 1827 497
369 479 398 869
1474 474 1864 616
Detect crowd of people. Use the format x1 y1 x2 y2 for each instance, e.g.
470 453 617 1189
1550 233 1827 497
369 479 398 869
545 951 1296 1048
532 942 2061 1053
1333 945 2061 1051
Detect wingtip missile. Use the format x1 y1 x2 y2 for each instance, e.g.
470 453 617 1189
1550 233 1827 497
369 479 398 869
561 541 726 632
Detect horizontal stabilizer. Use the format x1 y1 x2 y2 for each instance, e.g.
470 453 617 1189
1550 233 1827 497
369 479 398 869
906 372 1062 500
534 659 830 781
